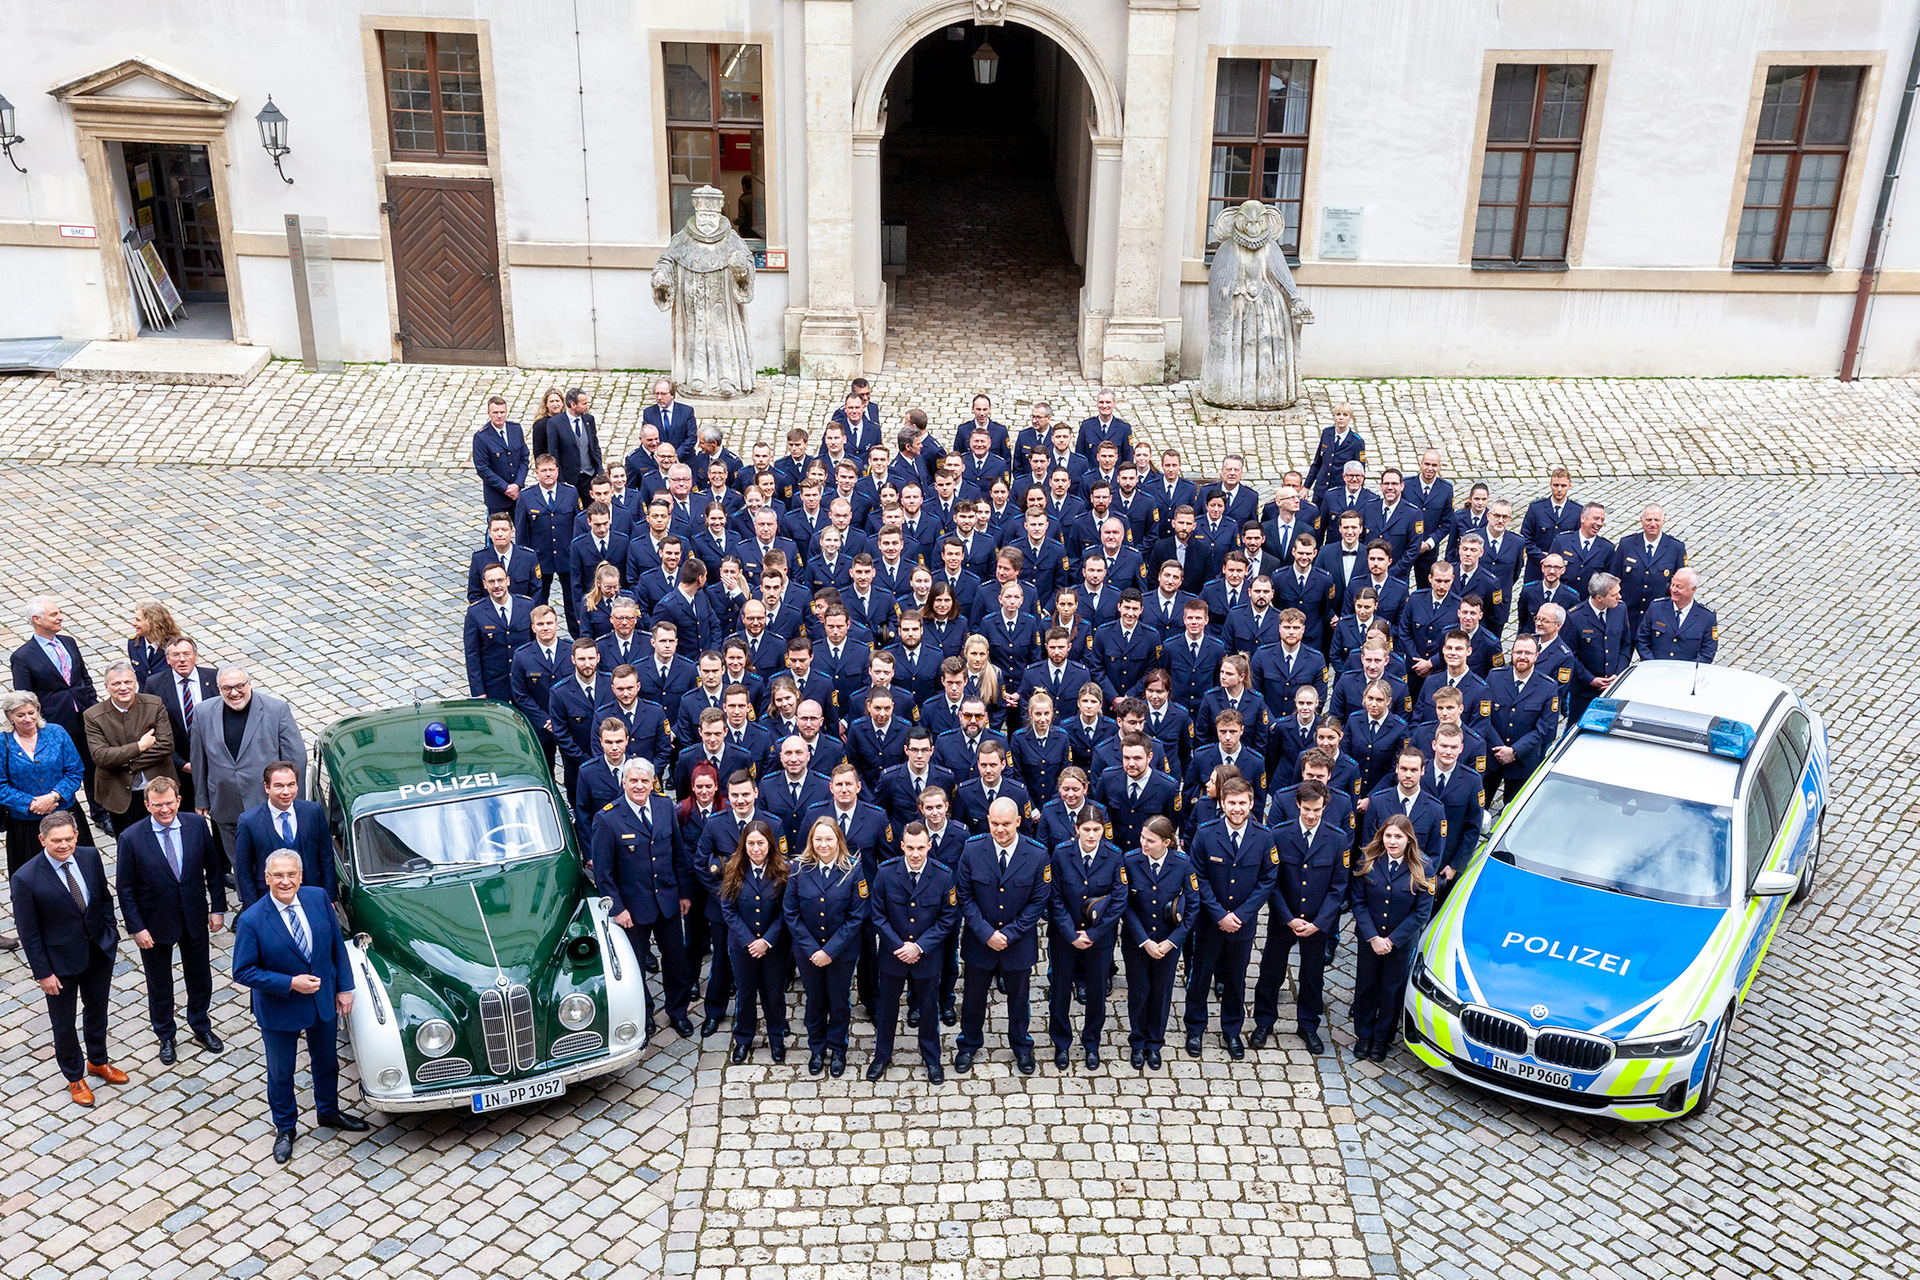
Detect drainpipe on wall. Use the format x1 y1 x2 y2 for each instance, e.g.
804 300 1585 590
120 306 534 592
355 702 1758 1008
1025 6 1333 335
1839 18 1920 380
572 0 602 370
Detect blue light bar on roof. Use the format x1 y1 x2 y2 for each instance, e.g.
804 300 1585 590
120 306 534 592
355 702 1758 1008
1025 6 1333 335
1578 699 1624 733
1705 718 1756 760
1578 698 1755 760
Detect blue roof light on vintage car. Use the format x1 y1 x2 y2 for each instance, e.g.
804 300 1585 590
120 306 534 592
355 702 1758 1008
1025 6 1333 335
423 719 456 765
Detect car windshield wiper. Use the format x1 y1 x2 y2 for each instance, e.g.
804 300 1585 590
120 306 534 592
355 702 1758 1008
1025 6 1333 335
1552 869 1664 901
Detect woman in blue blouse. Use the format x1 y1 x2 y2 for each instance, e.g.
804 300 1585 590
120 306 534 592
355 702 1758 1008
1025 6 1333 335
1 690 93 879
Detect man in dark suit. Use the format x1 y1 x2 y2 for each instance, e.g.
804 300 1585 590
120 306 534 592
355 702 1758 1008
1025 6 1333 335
952 798 1049 1075
468 511 542 603
146 635 220 814
13 596 100 817
232 850 366 1163
513 457 579 609
116 777 226 1062
536 386 603 501
471 395 529 516
464 564 535 702
233 761 333 909
1563 573 1630 723
591 758 694 1036
12 811 127 1106
644 377 697 453
868 822 956 1082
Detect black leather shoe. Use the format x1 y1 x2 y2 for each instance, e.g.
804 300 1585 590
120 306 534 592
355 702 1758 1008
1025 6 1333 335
829 1051 847 1077
731 1042 751 1064
1145 1048 1162 1070
319 1111 371 1133
1247 1026 1270 1050
925 1062 945 1085
1014 1051 1035 1076
670 1016 695 1038
865 1058 889 1081
1371 1042 1391 1062
769 1039 787 1064
1184 1036 1203 1059
1054 1049 1071 1070
157 1036 176 1065
700 1017 722 1038
1300 1030 1326 1055
193 1030 224 1054
643 953 660 974
906 1005 920 1027
1353 1040 1374 1060
940 1002 957 1027
953 1050 974 1073
1131 1046 1146 1069
808 1051 826 1075
1085 1047 1101 1070
1225 1034 1245 1060
272 1131 294 1164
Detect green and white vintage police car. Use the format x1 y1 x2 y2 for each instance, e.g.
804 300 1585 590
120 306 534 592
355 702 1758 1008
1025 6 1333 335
310 698 652 1112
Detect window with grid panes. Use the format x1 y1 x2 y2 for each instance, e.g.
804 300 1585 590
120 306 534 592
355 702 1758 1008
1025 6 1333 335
1735 66 1864 268
1207 58 1315 259
379 31 486 162
1472 64 1591 267
664 42 767 248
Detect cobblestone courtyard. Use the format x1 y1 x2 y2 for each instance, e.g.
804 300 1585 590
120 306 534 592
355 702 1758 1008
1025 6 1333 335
0 365 1916 1280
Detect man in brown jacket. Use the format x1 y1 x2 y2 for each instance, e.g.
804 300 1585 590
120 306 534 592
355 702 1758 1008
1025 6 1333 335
83 660 176 835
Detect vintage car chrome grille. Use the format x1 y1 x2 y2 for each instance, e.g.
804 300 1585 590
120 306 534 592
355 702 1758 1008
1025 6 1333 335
552 1030 603 1058
1533 1029 1614 1072
1460 1007 1531 1056
415 1057 472 1084
507 984 537 1068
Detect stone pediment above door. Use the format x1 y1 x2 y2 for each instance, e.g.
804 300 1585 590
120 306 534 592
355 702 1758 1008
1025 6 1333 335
49 57 236 118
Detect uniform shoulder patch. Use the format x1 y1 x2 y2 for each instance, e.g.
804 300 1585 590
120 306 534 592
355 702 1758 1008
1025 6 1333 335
602 802 616 811
1439 820 1448 836
1042 864 1052 883
1558 668 1570 682
1270 849 1280 865
1119 867 1129 884
1343 850 1351 868
857 879 869 898
1480 700 1491 717
1711 626 1720 639
949 886 958 906
1189 873 1200 890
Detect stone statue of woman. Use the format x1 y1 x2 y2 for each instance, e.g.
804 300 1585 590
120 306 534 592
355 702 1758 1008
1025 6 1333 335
1201 200 1314 409
651 185 756 397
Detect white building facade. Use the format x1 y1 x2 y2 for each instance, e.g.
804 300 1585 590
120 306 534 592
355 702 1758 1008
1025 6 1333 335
2 0 1915 379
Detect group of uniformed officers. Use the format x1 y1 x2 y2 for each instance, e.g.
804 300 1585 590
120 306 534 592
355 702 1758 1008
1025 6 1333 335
466 382 1720 1080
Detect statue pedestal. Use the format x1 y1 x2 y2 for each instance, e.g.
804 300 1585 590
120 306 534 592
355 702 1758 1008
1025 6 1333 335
675 388 771 422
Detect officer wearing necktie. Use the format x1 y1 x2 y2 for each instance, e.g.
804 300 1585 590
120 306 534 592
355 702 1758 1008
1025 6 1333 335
590 759 694 1038
1250 781 1350 1054
953 798 1050 1075
115 777 226 1063
1180 780 1276 1059
782 815 869 1077
717 818 790 1063
464 564 535 702
869 823 957 1082
1045 809 1128 1070
1348 816 1435 1062
1120 816 1199 1070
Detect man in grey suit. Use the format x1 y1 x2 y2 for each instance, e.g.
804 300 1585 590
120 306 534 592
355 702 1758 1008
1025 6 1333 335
189 666 306 859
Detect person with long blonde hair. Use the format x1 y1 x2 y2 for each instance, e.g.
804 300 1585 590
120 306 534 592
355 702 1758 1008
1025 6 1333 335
127 601 183 686
781 815 867 1077
1348 813 1434 1062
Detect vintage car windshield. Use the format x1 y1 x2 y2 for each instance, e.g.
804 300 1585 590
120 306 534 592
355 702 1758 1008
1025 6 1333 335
354 788 566 882
1491 776 1732 908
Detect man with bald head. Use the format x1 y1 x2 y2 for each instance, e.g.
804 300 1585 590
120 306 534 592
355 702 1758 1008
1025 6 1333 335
1635 567 1718 663
951 796 1049 1075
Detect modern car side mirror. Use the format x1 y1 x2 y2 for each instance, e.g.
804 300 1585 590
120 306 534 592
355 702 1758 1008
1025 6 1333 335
1750 870 1798 898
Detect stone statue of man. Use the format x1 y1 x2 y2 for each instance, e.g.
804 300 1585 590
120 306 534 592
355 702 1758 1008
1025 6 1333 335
651 185 756 397
1201 200 1314 409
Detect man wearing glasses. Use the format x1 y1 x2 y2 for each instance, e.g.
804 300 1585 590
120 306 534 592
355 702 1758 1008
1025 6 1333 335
187 666 306 872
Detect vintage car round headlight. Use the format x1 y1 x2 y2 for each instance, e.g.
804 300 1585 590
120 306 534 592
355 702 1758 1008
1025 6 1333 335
377 1066 405 1089
415 1019 456 1057
613 1020 640 1045
558 993 596 1030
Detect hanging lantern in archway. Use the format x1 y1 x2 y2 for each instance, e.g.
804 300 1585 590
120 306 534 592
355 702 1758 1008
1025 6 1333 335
972 39 1000 85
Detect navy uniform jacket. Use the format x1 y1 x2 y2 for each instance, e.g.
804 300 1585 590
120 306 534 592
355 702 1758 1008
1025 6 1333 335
1090 734 1171 780
887 644 947 706
873 857 958 978
1037 798 1111 854
1371 502 1427 574
1532 636 1577 699
590 698 673 775
1413 670 1491 729
1396 591 1463 665
979 611 1040 674
1199 580 1252 629
1063 715 1118 770
1345 712 1411 795
653 588 723 656
473 422 530 514
1320 487 1383 544
693 808 778 924
1343 571 1412 628
232 885 353 1033
1163 633 1228 713
1272 567 1340 650
567 533 630 605
1184 745 1268 812
845 589 899 646
1108 489 1160 546
1090 768 1182 852
591 794 685 926
1636 599 1719 663
933 728 1007 780
1271 785 1358 843
118 814 227 943
1225 605 1282 656
1148 535 1213 586
671 686 729 748
1359 786 1447 857
467 544 541 603
1121 850 1201 947
1195 689 1271 759
952 776 1035 835
1484 670 1561 774
464 596 534 700
572 756 626 842
1009 729 1071 809
1445 508 1489 565
846 715 912 785
510 641 569 744
1464 627 1505 681
1252 646 1331 725
731 629 786 681
720 866 787 952
1350 856 1433 951
1076 413 1134 463
632 654 699 721
1137 589 1193 638
1200 483 1260 531
803 800 894 878
782 861 869 960
1011 537 1072 601
232 799 334 909
872 763 956 827
1548 532 1616 598
1327 668 1412 725
1271 821 1349 934
1407 721 1490 793
1421 761 1485 876
672 744 758 799
1305 427 1367 503
759 770 833 846
513 484 580 575
1047 839 1128 947
1564 602 1630 698
954 833 1051 969
810 640 872 721
1405 476 1455 559
1269 715 1320 781
1016 660 1099 713
954 416 1012 458
1142 702 1192 772
1090 623 1161 699
548 673 613 762
1520 498 1584 579
1478 535 1526 628
1189 819 1278 923
1074 584 1121 630
1516 579 1582 636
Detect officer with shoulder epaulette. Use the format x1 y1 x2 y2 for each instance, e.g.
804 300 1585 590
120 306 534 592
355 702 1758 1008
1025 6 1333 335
868 822 956 1083
718 818 789 1063
1563 572 1630 723
1348 817 1435 1063
1635 568 1718 664
1484 634 1560 808
783 814 869 1077
953 798 1050 1075
590 759 694 1038
1610 504 1688 637
1359 746 1448 855
1250 780 1350 1054
1180 778 1276 1060
1120 816 1199 1070
1519 468 1584 583
692 772 768 1037
1090 734 1181 852
1046 808 1128 1070
1421 723 1484 905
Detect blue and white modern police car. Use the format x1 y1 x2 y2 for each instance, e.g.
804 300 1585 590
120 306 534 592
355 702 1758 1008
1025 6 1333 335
1403 660 1828 1121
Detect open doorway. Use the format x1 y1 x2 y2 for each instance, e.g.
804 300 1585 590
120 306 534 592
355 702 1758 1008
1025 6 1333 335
118 141 233 340
879 22 1090 378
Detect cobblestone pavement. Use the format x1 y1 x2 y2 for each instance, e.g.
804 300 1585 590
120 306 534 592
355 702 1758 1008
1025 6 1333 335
1 368 1917 1280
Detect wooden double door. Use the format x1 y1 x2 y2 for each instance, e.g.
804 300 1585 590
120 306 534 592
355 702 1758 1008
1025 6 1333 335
386 175 506 365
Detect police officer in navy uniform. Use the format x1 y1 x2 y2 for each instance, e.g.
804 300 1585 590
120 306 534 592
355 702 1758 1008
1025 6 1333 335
1304 405 1366 508
1120 816 1199 1070
868 822 956 1083
1635 568 1718 663
1250 781 1349 1053
1421 723 1485 903
1091 733 1181 853
509 605 569 774
589 759 693 1037
1046 807 1128 1070
1610 503 1688 636
1548 500 1615 599
1519 468 1583 583
1563 572 1630 723
472 395 529 517
953 797 1050 1075
782 815 869 1077
1360 745 1448 853
463 564 534 702
513 456 578 608
1484 635 1561 807
1349 814 1435 1061
691 771 767 1036
1515 552 1582 637
1181 778 1276 1060
717 818 790 1063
